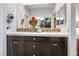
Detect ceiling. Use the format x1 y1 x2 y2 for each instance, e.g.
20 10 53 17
24 3 56 10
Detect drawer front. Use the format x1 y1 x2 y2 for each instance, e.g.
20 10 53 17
49 37 66 43
7 36 25 41
24 36 49 42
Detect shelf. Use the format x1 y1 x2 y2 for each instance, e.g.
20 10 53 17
7 32 68 37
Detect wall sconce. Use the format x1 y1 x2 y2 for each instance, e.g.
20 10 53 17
6 13 14 30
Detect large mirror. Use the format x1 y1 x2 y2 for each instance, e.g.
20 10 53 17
16 3 56 29
16 3 66 32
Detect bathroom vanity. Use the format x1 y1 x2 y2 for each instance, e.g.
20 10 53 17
7 32 68 56
0 3 76 56
5 3 68 56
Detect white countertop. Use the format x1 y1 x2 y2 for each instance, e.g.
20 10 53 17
7 32 68 37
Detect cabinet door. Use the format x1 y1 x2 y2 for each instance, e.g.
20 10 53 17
53 40 67 56
43 42 55 56
7 36 26 56
77 39 79 56
25 37 45 56
25 42 34 56
52 42 64 56
26 42 44 56
25 37 34 56
49 37 67 56
31 42 54 56
32 42 44 56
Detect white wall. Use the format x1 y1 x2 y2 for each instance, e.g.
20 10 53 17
0 3 1 56
0 3 8 56
2 3 17 32
1 3 17 56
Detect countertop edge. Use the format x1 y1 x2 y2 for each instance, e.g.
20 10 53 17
6 32 69 37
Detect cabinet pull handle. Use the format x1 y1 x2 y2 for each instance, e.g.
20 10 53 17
33 45 36 48
33 38 36 40
13 41 18 44
53 43 57 46
54 43 57 46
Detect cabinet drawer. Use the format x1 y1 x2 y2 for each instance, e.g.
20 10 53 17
24 36 49 42
7 36 25 41
49 37 65 43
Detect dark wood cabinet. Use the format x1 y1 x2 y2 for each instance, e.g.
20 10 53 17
77 39 79 56
7 36 67 56
7 36 26 56
51 37 67 56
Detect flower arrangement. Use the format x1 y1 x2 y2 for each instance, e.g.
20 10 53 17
29 16 38 29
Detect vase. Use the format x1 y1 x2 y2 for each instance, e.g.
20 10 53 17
32 25 36 29
31 25 37 32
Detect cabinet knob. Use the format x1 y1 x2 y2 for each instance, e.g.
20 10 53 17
13 41 18 44
33 38 36 40
33 45 36 48
54 43 57 46
53 43 57 46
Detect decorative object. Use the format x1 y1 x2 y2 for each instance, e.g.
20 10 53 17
7 13 14 24
16 28 37 32
29 16 38 29
21 19 24 28
54 17 56 29
52 16 61 32
16 28 60 32
39 17 51 28
6 13 14 30
41 28 61 32
51 28 61 32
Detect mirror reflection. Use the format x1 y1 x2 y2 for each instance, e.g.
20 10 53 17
16 3 66 32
